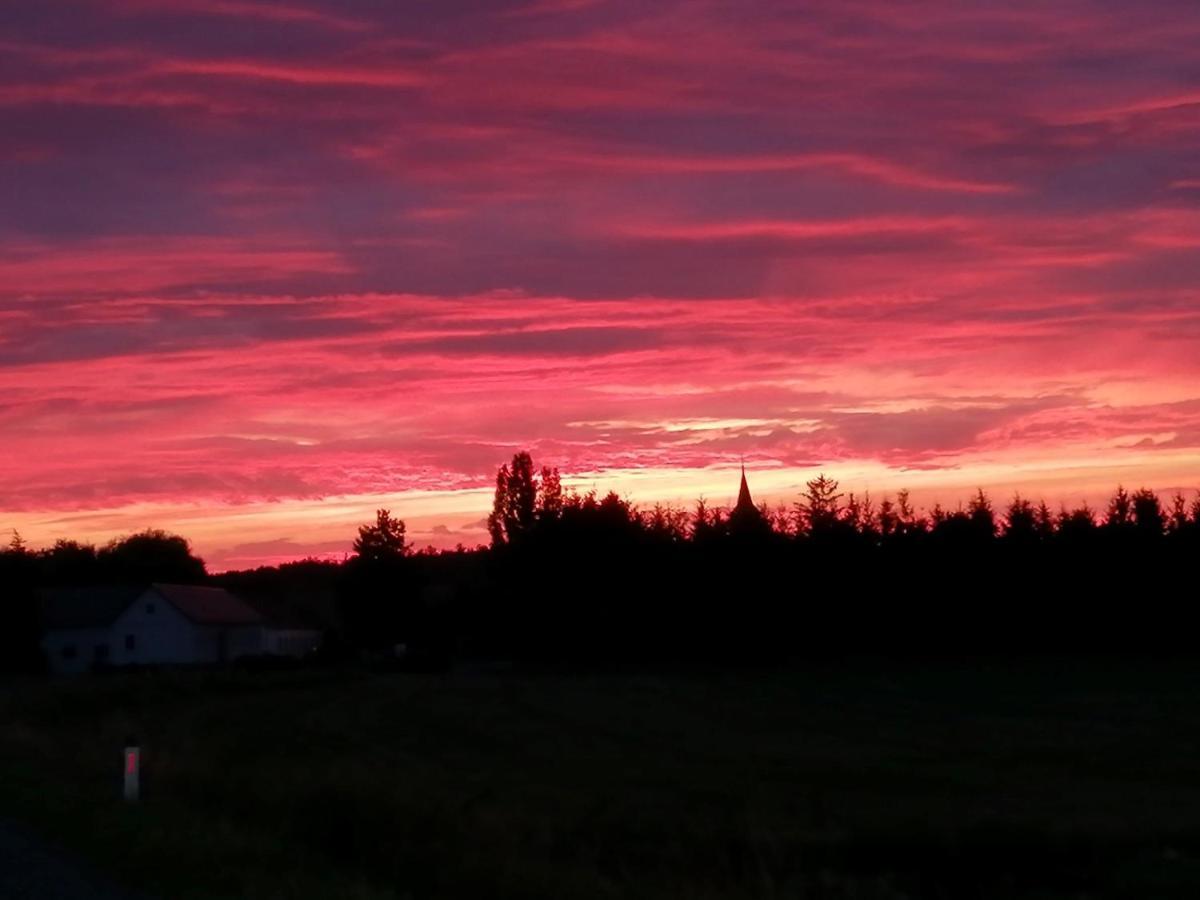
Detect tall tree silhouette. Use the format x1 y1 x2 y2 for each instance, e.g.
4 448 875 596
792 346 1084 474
896 489 924 537
876 495 898 540
645 503 689 543
796 474 843 536
1168 493 1190 533
537 465 564 523
1058 503 1097 546
1106 485 1133 528
353 509 409 562
1131 488 1165 536
692 498 723 543
342 509 420 654
487 463 509 546
842 493 867 533
1004 494 1037 543
488 451 539 546
968 489 997 539
856 493 880 540
1034 501 1056 542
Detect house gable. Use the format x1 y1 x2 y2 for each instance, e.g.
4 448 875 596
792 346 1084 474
110 588 199 666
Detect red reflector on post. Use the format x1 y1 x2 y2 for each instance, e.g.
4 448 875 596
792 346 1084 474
124 746 140 802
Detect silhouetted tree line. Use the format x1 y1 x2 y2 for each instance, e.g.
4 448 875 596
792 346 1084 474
470 454 1200 663
2 529 207 587
4 455 1200 671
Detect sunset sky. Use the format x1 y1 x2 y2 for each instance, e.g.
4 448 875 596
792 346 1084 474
3 0 1199 569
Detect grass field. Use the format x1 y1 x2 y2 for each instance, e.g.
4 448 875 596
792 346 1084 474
3 659 1200 899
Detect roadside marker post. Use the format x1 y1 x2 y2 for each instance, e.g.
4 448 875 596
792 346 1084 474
124 738 140 803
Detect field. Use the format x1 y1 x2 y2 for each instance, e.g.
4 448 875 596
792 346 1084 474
3 660 1200 899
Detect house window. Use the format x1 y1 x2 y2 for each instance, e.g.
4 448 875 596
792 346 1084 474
62 645 77 660
94 644 109 661
125 634 136 651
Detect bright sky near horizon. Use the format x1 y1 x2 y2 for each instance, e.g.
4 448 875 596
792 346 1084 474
2 0 1199 570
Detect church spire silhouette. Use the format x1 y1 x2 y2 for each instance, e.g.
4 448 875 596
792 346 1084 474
729 462 767 534
734 462 755 515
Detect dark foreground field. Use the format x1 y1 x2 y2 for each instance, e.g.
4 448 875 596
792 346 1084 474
3 660 1200 899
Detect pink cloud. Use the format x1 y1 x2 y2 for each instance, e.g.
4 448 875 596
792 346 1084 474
0 239 352 296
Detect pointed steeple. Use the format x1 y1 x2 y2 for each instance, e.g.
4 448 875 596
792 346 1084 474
734 462 755 514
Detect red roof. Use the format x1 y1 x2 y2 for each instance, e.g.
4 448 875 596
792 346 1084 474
151 584 262 625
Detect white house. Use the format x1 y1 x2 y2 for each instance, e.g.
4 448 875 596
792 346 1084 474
40 583 320 675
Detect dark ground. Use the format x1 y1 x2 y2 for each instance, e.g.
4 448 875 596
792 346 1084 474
0 820 143 900
2 659 1200 899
